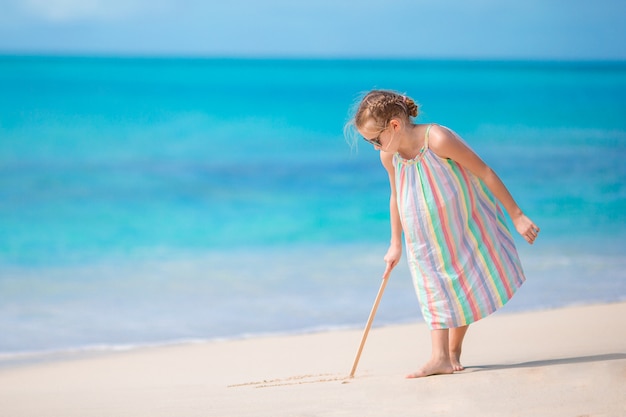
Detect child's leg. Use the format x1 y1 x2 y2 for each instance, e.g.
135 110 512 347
449 325 469 371
406 329 454 378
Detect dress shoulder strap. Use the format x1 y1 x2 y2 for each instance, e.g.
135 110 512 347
424 124 433 150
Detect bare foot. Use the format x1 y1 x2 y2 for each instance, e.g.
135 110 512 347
406 358 454 378
450 350 465 371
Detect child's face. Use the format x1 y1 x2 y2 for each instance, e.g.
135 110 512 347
358 118 386 150
358 117 400 152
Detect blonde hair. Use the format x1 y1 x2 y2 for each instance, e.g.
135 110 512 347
344 89 419 149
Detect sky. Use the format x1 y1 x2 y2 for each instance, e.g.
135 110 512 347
0 0 624 59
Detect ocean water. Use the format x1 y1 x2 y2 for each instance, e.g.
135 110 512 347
1 57 625 361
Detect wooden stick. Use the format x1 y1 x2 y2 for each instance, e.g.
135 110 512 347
348 268 391 378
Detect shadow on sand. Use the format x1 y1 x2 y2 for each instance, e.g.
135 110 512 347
464 353 626 372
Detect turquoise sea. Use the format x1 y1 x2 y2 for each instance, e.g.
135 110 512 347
1 57 625 361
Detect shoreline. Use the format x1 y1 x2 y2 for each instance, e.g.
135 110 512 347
0 301 625 416
2 243 624 364
1 299 623 370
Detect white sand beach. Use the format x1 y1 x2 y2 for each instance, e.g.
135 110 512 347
0 302 624 417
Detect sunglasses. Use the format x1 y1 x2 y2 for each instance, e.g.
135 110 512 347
362 134 382 147
361 124 388 147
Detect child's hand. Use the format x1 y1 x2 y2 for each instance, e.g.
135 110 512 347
513 214 540 245
383 244 402 277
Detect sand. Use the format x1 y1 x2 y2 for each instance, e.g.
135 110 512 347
0 302 624 417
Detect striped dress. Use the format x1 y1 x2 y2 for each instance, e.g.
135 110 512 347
394 124 526 329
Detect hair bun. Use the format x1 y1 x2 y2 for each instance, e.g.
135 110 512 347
404 97 418 118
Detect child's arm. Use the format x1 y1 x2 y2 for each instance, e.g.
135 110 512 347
380 150 403 273
428 125 540 245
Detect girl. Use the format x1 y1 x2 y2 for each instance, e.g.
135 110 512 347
347 90 539 378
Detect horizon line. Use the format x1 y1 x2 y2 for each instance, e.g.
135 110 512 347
1 51 625 63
